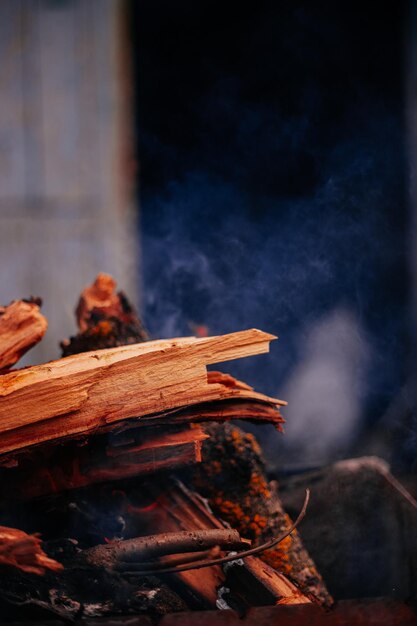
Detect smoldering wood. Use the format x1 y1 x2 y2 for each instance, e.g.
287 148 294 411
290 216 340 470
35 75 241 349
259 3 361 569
0 425 208 500
0 277 323 618
121 489 310 578
139 478 310 609
0 298 47 371
191 422 332 607
0 537 188 621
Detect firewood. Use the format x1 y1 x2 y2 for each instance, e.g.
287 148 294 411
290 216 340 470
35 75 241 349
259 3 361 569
139 479 310 609
61 273 148 356
0 299 47 371
84 529 250 570
76 273 121 332
0 526 62 575
142 398 284 429
222 555 310 607
0 425 208 499
122 490 310 576
192 422 333 607
0 329 284 457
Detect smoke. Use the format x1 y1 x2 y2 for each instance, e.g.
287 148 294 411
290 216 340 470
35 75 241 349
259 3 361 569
135 1 408 466
265 308 370 468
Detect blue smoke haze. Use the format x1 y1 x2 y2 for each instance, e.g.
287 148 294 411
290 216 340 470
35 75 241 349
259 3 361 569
132 1 409 467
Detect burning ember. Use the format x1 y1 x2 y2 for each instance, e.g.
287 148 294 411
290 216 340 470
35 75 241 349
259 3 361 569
0 274 416 624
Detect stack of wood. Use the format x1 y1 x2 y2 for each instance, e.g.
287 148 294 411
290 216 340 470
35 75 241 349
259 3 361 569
0 275 331 620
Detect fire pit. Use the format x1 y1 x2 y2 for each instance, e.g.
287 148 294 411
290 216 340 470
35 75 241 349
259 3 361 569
0 275 416 625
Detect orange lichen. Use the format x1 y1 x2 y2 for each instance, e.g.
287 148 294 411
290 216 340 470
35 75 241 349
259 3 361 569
90 320 114 337
193 423 299 578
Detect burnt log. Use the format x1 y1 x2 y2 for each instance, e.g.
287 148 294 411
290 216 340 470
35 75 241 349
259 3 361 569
191 422 332 607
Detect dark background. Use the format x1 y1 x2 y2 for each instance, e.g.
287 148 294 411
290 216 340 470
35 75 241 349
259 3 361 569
130 1 410 470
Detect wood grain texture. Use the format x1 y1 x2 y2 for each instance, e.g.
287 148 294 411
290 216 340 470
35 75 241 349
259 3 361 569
0 299 47 370
0 329 283 456
0 425 209 500
0 525 62 575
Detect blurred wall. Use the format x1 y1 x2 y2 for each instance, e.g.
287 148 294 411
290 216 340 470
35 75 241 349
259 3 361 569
0 0 139 363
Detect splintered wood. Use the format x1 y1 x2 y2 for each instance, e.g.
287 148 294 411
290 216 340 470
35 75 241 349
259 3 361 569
0 276 332 617
0 526 62 575
139 479 310 607
0 425 209 499
0 329 285 457
0 299 47 371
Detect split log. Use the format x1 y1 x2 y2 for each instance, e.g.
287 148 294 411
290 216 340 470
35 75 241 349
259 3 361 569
0 526 62 575
0 329 284 457
0 425 208 500
0 299 47 371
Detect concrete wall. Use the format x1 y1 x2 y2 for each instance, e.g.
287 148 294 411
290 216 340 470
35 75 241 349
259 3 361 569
0 0 139 363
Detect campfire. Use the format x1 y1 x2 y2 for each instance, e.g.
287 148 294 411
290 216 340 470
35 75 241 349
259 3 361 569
1 274 416 624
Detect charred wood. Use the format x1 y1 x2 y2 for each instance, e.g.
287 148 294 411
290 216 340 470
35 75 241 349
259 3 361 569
61 273 148 356
191 422 332 607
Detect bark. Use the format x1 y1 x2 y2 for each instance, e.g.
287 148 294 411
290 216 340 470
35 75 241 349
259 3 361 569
61 273 148 356
191 422 333 607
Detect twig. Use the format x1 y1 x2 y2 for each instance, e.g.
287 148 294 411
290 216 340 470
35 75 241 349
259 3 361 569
133 546 221 571
122 488 310 576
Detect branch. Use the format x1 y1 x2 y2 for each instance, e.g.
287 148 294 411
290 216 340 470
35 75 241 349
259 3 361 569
85 529 249 570
121 489 310 576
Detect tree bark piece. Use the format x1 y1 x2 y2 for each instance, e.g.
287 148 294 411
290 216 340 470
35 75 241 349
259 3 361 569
0 329 284 456
0 526 62 575
0 299 47 371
